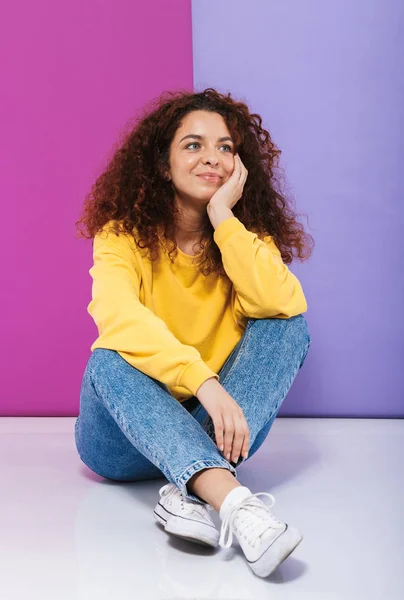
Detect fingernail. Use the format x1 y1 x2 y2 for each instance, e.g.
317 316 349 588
220 445 224 451
226 453 230 460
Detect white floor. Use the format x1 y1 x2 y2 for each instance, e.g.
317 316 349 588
0 417 403 600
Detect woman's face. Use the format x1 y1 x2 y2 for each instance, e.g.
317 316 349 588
167 110 236 204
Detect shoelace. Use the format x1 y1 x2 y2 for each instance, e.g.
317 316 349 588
219 492 285 549
159 483 214 519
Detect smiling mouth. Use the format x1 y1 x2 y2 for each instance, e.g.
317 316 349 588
197 174 221 183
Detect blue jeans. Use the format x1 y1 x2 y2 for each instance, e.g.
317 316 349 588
75 314 311 505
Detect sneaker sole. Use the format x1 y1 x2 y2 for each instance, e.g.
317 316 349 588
153 505 218 548
249 525 303 578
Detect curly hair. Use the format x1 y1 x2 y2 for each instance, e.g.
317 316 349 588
75 87 314 277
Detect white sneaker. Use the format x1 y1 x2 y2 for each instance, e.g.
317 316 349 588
219 486 303 578
154 483 219 547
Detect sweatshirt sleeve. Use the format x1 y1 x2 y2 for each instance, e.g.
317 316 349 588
87 229 219 398
213 216 308 320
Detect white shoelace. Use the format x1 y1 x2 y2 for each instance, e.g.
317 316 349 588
219 492 285 549
159 483 214 519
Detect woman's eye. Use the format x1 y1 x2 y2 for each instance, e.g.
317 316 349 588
185 142 232 152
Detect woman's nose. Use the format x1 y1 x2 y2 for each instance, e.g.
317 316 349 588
202 154 219 165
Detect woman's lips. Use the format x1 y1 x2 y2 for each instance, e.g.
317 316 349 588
197 174 221 182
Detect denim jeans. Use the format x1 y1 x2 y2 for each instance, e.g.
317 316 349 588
75 314 311 505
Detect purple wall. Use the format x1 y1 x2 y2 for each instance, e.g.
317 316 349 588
192 0 404 416
1 1 193 415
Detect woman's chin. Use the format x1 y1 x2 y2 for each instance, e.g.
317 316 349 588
175 187 216 204
189 191 216 203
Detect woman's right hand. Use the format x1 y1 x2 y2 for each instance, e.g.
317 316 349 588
195 377 250 464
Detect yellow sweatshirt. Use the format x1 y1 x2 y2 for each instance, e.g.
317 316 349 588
87 216 308 403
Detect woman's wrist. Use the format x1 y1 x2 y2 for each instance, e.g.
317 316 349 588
195 377 220 400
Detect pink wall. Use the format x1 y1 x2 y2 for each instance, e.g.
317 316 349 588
1 1 193 415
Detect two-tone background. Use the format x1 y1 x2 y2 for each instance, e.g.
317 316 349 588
2 0 403 417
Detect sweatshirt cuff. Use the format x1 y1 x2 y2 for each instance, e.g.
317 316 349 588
213 216 246 247
179 360 219 396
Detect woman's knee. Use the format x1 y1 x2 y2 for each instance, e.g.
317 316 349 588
250 314 310 355
75 417 163 482
86 348 122 385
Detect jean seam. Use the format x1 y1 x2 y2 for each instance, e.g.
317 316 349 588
205 319 256 440
276 337 311 408
202 320 254 437
219 318 255 389
177 458 237 482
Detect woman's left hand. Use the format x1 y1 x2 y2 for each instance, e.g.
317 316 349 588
207 153 248 211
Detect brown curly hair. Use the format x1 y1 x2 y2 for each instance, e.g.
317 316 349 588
75 87 314 277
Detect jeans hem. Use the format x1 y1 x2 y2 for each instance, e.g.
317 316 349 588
176 459 238 505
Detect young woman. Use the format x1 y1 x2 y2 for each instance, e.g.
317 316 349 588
74 88 314 578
